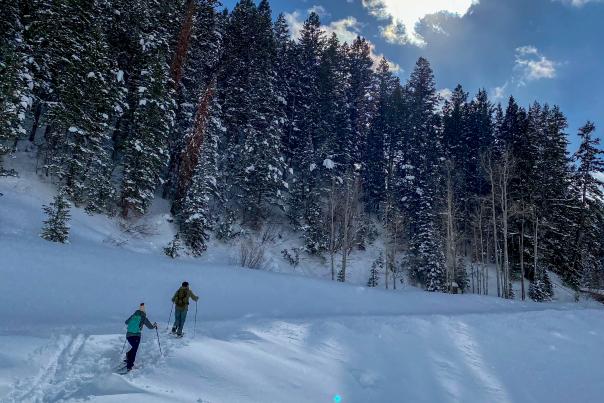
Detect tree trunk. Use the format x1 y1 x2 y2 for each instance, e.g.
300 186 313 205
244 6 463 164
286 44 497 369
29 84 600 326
520 218 525 300
170 0 197 91
486 157 501 298
28 102 44 143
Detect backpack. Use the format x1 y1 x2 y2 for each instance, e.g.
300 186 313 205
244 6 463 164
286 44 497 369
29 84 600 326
175 288 189 307
127 313 142 334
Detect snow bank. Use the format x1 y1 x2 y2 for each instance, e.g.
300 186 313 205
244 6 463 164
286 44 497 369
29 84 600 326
2 168 604 402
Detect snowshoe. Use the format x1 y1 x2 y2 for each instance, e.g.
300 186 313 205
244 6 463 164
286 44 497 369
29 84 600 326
115 367 132 375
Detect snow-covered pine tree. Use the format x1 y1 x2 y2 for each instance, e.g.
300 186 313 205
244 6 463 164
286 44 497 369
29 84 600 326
273 13 295 157
164 233 183 258
120 34 175 218
233 0 287 228
178 95 222 256
529 266 553 302
41 192 71 243
368 253 383 287
400 57 447 292
165 0 223 202
286 12 325 241
536 106 575 283
29 0 124 208
0 0 32 173
569 122 604 287
345 37 375 173
217 0 285 228
364 58 395 213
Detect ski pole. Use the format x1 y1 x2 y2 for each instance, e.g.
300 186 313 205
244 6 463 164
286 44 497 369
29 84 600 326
166 303 174 331
155 327 163 356
120 336 127 356
194 301 198 338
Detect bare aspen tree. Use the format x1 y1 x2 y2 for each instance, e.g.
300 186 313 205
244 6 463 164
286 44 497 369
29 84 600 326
482 152 501 297
498 150 514 299
338 174 362 282
385 211 405 290
511 200 531 300
326 175 342 281
533 207 539 285
479 200 488 295
443 160 459 292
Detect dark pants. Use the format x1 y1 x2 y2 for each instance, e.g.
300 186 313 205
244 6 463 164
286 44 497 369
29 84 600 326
172 308 188 335
126 335 141 369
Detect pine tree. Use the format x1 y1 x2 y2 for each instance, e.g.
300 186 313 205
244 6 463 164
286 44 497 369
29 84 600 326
218 0 286 228
120 44 175 217
178 96 222 256
368 253 383 287
345 37 375 172
165 0 223 201
286 12 325 235
237 0 286 227
569 122 604 287
0 0 32 173
364 58 395 213
164 233 183 258
529 266 553 302
41 192 71 243
28 0 125 208
400 57 447 292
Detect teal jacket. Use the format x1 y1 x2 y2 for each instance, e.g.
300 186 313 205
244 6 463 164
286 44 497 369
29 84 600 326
125 310 154 337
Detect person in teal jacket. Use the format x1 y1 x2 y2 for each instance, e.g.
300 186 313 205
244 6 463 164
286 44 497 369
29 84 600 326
124 303 157 371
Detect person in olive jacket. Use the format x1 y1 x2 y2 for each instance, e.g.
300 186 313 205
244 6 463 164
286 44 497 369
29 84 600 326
171 282 199 337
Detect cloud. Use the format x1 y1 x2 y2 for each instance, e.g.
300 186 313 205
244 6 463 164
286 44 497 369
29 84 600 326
554 0 604 6
514 46 557 83
437 88 453 101
284 11 401 73
492 82 508 101
307 5 330 18
361 0 479 46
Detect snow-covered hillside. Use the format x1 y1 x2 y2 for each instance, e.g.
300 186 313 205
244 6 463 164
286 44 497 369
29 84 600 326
2 173 604 403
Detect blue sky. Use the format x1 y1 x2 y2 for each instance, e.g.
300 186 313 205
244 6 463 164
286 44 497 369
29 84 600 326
222 0 604 150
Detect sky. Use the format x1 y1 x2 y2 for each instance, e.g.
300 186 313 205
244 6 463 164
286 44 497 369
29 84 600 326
222 0 604 151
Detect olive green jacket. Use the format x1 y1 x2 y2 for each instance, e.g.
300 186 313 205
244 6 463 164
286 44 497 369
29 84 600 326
172 287 199 310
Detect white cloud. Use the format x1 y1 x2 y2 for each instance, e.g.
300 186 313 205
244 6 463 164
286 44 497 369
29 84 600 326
284 11 402 73
514 46 557 83
492 82 508 101
362 0 479 47
555 0 603 6
307 5 330 18
437 88 453 101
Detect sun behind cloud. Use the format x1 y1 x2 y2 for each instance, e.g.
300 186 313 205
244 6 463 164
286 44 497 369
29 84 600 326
362 0 479 46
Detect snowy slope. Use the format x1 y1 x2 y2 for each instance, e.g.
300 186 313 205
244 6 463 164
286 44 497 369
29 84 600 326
2 173 604 402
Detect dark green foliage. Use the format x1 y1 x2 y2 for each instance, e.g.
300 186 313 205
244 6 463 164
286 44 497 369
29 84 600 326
178 97 222 256
281 248 300 268
41 192 71 243
368 253 383 287
0 0 32 172
164 233 183 259
4 0 603 295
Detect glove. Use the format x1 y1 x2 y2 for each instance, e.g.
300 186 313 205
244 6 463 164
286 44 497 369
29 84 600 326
153 322 158 329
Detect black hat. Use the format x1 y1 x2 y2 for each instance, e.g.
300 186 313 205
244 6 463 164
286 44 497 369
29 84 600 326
182 281 189 287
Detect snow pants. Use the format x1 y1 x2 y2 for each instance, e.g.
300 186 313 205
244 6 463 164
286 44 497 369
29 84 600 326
126 335 141 370
173 308 188 335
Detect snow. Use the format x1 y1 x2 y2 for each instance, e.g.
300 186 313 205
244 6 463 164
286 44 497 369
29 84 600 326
323 158 335 169
1 168 604 402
